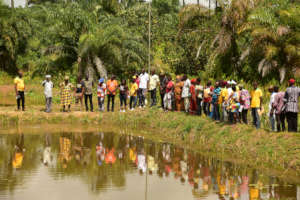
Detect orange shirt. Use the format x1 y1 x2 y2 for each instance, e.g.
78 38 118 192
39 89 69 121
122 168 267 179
106 80 118 95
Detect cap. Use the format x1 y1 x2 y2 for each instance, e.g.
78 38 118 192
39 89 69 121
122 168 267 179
64 76 69 80
45 75 51 78
231 80 237 85
289 78 295 84
99 78 104 83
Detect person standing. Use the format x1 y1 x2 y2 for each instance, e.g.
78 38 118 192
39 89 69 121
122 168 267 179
14 71 25 111
97 78 106 112
268 86 277 131
250 82 263 129
273 86 285 132
83 75 94 112
138 69 149 108
189 79 197 115
129 78 138 110
174 76 184 111
284 79 300 132
239 85 251 124
195 78 204 116
42 75 53 113
220 81 229 122
203 81 213 116
75 76 84 111
60 76 73 112
119 80 129 112
159 73 168 109
106 75 118 112
212 81 221 121
164 75 174 111
149 70 160 107
181 75 191 113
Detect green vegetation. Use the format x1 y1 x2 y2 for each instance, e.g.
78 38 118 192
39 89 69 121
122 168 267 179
0 0 299 83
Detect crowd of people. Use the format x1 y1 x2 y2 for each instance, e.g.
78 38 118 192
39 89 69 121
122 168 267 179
13 70 300 132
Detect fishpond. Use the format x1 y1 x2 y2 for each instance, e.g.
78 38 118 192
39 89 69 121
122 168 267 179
0 131 299 200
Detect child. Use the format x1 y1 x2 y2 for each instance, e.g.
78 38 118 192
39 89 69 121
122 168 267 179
164 75 174 111
97 78 106 111
129 78 138 110
119 80 128 112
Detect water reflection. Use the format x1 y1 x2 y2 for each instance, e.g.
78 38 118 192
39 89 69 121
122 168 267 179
0 132 298 200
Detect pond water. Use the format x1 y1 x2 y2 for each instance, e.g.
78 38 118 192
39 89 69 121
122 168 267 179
0 132 299 200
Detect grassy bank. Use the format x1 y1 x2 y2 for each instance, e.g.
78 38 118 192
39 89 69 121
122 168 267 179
1 106 300 178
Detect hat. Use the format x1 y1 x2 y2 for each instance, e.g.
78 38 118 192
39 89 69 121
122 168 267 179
64 76 69 80
99 78 104 83
289 78 295 84
191 79 197 84
231 80 237 85
227 80 232 85
45 75 51 78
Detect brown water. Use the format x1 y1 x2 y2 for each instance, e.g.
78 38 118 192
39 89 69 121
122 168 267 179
0 132 299 200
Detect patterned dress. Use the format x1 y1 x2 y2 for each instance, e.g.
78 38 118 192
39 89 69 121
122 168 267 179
60 82 73 106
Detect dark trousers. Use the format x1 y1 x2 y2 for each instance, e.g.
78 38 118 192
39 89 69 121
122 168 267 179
120 94 127 107
84 94 93 111
138 89 145 107
17 91 25 111
196 98 202 116
98 97 104 111
242 109 248 124
203 102 210 116
150 88 157 106
286 112 297 132
251 108 260 129
276 113 285 132
107 94 115 112
213 104 220 120
45 97 52 112
130 96 137 109
160 92 165 108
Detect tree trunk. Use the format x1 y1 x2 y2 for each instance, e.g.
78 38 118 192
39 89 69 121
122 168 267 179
197 0 199 5
84 56 95 81
11 0 14 8
93 55 108 80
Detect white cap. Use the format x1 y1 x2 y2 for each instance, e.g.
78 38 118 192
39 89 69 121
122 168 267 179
231 80 237 85
228 80 232 85
45 75 51 78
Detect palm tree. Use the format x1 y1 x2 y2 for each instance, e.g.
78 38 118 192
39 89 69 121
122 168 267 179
238 0 300 82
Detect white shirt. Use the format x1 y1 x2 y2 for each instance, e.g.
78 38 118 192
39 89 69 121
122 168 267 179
139 73 149 89
181 79 191 98
269 92 277 115
137 154 147 173
42 80 53 98
227 87 233 97
149 74 159 90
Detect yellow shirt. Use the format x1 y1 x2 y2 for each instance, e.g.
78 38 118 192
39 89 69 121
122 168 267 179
251 88 263 108
129 83 138 96
14 77 25 91
219 88 228 104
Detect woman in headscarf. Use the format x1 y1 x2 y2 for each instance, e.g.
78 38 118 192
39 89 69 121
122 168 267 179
60 76 73 112
174 75 184 111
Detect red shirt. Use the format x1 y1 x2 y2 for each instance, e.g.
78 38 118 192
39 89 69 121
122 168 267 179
166 81 174 93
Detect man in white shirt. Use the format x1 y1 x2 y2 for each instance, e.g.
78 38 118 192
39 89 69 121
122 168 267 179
269 86 277 131
138 69 149 108
42 75 54 113
181 75 191 113
149 70 160 107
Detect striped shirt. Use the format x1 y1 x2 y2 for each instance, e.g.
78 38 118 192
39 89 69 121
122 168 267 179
284 86 300 113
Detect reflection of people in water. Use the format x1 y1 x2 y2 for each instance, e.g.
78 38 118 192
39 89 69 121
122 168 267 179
147 142 157 175
73 133 91 166
59 134 72 169
12 133 25 169
43 133 52 166
105 134 116 165
137 136 146 174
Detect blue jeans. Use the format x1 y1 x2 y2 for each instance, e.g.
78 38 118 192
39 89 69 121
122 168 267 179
213 104 220 120
269 114 275 131
251 108 260 129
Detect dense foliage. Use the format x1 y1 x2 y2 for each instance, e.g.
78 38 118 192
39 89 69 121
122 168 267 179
0 0 299 83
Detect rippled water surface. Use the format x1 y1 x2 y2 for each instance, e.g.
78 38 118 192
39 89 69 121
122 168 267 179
0 132 299 200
